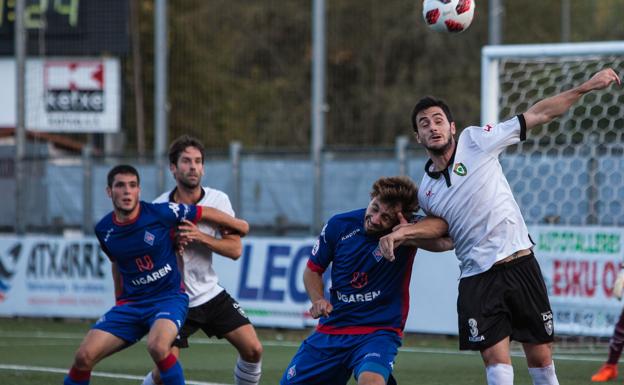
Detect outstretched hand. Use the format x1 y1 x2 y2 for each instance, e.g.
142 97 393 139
584 68 621 91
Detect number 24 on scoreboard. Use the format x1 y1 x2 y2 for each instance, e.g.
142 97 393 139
0 0 79 30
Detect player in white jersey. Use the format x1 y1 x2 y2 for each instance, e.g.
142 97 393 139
142 136 262 385
380 68 620 385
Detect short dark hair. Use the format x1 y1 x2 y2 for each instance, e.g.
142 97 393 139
107 164 140 188
411 96 454 132
370 176 419 214
168 135 206 165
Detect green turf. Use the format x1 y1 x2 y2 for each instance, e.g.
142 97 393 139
0 317 611 384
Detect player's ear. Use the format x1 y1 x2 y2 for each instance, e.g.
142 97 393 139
169 162 176 174
106 186 112 198
413 129 422 143
450 121 457 136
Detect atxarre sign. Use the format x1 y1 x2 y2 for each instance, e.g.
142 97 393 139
0 58 120 133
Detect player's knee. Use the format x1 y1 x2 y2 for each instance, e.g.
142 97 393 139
240 340 263 362
357 371 386 385
526 356 553 368
146 339 171 361
524 343 553 368
73 348 97 370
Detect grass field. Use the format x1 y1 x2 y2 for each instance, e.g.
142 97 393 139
0 317 613 384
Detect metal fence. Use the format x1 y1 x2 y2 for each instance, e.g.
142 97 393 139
4 138 422 235
4 136 624 236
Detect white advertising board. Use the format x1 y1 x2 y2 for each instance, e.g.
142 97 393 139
0 228 621 337
0 236 115 318
531 225 623 336
0 58 120 133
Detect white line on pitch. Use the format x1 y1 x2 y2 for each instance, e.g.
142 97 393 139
0 330 607 362
0 364 229 385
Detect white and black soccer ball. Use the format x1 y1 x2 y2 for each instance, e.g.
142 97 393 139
422 0 475 33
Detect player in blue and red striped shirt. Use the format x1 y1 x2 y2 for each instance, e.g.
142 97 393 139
63 165 249 385
280 176 450 385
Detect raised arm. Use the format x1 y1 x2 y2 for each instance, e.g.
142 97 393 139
199 206 249 236
523 68 620 130
304 267 332 319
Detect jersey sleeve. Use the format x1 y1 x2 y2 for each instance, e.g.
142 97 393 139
213 192 235 217
94 232 115 262
307 217 340 274
467 114 527 157
152 202 202 226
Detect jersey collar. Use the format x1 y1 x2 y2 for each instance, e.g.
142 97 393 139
424 144 457 188
168 186 205 204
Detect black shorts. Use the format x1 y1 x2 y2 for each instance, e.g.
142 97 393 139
457 254 554 351
174 290 251 348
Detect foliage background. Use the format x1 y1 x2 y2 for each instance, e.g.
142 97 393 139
120 0 624 152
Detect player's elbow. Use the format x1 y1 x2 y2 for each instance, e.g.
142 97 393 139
224 243 243 260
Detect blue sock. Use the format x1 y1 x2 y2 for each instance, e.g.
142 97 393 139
158 355 185 385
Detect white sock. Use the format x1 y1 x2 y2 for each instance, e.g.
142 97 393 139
528 362 559 385
486 363 514 385
141 372 157 385
234 357 262 385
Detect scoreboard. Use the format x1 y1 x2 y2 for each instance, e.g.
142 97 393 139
0 0 129 55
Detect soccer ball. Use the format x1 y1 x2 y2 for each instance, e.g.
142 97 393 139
422 0 475 33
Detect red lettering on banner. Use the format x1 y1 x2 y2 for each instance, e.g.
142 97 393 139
552 259 597 297
553 259 562 295
603 261 617 297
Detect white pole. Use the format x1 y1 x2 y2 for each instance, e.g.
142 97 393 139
154 0 168 193
15 0 26 234
311 0 326 234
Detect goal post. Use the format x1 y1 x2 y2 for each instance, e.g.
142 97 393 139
480 41 624 227
482 41 624 125
481 42 624 337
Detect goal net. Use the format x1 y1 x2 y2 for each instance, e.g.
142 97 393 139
482 42 624 226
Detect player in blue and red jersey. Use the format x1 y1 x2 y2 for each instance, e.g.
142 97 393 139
280 176 450 385
63 165 249 385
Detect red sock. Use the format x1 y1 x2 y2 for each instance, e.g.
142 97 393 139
69 366 91 382
157 354 177 372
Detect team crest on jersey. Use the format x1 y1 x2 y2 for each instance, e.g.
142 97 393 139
453 163 467 176
287 364 296 380
144 231 155 246
372 246 383 262
542 311 554 336
350 272 368 289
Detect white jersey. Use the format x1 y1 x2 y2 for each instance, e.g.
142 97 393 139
153 186 235 307
418 115 534 278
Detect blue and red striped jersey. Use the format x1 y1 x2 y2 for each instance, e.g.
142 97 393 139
307 208 417 337
94 201 201 303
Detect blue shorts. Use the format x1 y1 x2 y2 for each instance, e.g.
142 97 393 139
280 330 401 385
92 293 189 344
